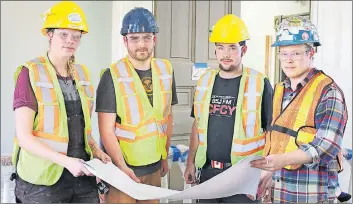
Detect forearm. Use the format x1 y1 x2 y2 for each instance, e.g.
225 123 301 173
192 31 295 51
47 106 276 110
166 113 173 153
187 120 199 166
98 112 126 168
282 149 313 166
100 133 126 167
88 137 101 153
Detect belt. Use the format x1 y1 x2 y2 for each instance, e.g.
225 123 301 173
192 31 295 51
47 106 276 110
207 160 232 169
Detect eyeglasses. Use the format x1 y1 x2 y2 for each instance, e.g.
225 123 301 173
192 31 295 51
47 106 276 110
55 30 82 42
127 35 154 44
277 50 310 61
215 46 242 55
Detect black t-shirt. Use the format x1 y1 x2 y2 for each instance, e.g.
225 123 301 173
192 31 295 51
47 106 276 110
191 73 273 163
95 68 178 177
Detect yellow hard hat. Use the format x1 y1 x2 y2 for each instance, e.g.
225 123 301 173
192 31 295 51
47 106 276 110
209 14 250 44
41 1 88 35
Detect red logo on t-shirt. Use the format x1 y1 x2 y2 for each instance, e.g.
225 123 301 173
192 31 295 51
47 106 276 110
209 95 236 117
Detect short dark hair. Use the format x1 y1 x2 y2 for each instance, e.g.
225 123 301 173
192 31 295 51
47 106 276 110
46 28 56 33
215 41 246 46
239 41 246 46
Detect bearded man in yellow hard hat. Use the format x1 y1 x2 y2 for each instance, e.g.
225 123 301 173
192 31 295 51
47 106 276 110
183 14 274 203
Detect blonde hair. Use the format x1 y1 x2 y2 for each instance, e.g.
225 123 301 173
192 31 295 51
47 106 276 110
67 55 77 79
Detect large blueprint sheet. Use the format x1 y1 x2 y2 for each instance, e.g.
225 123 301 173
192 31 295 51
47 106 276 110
84 155 262 200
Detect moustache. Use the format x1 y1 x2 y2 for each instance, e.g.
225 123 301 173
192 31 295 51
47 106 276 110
136 48 148 52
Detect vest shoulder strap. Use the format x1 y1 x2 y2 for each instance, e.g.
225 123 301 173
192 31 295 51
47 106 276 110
197 68 218 84
273 72 333 126
245 67 267 79
74 64 91 84
151 58 173 77
111 58 133 78
15 56 48 87
100 68 109 79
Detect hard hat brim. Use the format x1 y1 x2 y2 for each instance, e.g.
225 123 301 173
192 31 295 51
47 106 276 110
271 40 321 47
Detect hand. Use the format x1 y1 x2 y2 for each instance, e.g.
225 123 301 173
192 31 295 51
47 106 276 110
250 154 287 171
160 159 169 177
120 165 140 183
256 170 274 201
65 157 94 177
184 163 196 184
246 194 255 201
93 149 112 164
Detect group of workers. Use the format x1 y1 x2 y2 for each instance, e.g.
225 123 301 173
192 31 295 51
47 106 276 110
10 1 350 203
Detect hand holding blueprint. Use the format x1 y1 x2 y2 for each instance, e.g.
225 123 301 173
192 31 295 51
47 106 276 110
84 155 263 200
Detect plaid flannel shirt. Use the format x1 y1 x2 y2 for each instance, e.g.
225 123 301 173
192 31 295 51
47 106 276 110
272 68 348 203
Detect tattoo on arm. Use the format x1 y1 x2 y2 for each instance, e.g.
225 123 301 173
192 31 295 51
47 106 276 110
88 140 98 152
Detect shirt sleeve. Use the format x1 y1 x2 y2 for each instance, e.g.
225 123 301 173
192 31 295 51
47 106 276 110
95 69 117 113
261 78 274 131
13 67 38 112
171 71 178 105
299 85 348 170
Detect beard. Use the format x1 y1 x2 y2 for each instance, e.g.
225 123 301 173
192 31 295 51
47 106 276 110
219 64 238 72
128 47 153 61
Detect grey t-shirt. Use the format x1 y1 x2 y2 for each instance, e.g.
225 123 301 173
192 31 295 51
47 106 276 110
95 68 178 177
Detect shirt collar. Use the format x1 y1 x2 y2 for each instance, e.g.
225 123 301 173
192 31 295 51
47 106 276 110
283 68 319 90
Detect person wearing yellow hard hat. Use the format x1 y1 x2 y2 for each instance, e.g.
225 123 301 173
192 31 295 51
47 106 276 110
250 16 348 203
183 14 274 203
11 1 111 203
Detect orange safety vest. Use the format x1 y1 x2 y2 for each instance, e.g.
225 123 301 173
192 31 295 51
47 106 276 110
109 57 173 166
263 71 335 170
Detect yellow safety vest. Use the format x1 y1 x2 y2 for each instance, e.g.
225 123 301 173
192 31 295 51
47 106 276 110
109 57 173 166
11 54 95 186
263 71 333 170
194 67 267 168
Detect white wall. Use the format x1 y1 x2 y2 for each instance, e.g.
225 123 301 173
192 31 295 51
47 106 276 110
311 1 352 150
1 1 112 154
240 1 310 82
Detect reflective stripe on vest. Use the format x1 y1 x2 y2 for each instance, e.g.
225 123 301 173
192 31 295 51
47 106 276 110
241 68 264 138
232 135 266 156
74 64 95 115
194 67 265 165
263 72 333 170
112 58 172 140
32 60 61 138
20 57 94 154
14 137 67 154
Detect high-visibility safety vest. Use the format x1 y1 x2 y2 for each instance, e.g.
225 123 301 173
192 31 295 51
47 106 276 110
109 57 173 166
11 54 95 186
194 67 267 168
263 71 335 170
